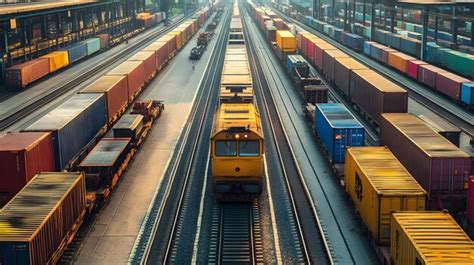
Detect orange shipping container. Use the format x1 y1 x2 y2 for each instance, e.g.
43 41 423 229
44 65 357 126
388 52 416 73
107 61 145 99
41 51 69 72
128 51 157 80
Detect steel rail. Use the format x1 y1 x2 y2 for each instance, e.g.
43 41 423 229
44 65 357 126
140 9 231 265
243 7 333 264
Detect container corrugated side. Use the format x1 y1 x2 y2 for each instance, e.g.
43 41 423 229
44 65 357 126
0 172 86 265
79 75 128 122
345 147 427 245
315 104 365 163
61 42 87 63
435 71 470 101
334 57 368 97
84 38 101 55
41 51 69 72
276 30 297 52
107 60 145 99
322 49 349 82
0 132 55 206
23 93 107 170
5 58 50 87
468 177 474 224
461 82 474 105
380 113 472 200
128 51 157 80
350 69 408 124
391 212 474 265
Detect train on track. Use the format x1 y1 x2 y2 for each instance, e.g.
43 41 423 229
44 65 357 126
212 2 264 201
0 6 213 264
247 1 474 264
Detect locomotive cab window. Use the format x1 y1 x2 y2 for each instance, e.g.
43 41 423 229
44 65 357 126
216 141 237 156
239 141 260 157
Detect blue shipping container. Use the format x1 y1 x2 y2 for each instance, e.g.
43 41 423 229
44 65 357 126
62 42 87 63
287 54 306 72
315 104 365 163
343 32 364 52
363 42 371 56
461 83 474 105
84 38 101 55
23 93 107 170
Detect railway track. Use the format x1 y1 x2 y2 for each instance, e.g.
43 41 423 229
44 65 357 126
208 201 264 264
128 8 231 265
272 7 474 137
243 7 333 264
0 13 193 131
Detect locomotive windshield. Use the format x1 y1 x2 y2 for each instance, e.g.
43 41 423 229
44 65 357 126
216 141 237 156
239 141 259 156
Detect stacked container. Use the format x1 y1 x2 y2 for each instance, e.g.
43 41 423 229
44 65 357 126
345 147 427 245
315 104 365 163
276 30 297 52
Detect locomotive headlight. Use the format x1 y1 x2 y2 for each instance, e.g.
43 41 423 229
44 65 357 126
235 134 240 139
244 134 248 138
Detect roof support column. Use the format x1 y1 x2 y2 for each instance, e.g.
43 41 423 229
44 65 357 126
451 6 458 44
434 14 438 42
370 2 375 40
390 4 395 33
421 6 429 61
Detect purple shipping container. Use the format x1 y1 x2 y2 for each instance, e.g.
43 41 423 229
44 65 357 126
380 113 472 203
435 72 470 101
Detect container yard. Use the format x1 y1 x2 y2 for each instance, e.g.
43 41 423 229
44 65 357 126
0 0 473 264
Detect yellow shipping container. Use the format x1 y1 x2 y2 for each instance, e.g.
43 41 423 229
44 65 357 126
168 31 183 49
345 147 427 245
391 211 474 265
41 51 69 72
276 30 297 52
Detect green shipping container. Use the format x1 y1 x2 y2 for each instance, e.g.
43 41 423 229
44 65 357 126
444 50 474 79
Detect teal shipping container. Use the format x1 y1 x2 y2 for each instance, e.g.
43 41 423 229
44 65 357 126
444 50 474 78
84 38 101 56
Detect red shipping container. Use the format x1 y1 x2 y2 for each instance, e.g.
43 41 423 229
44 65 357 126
0 132 55 206
107 61 145 99
5 58 50 88
435 72 470 101
468 177 474 224
80 75 129 122
407 60 427 79
273 18 284 30
96 33 110 48
128 51 157 80
380 113 472 200
306 38 315 62
314 43 336 70
417 64 446 89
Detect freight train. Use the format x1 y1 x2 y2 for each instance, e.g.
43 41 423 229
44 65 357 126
247 1 474 264
212 2 264 201
0 6 213 264
277 3 474 107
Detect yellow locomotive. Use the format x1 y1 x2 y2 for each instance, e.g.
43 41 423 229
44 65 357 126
212 1 264 201
211 103 264 201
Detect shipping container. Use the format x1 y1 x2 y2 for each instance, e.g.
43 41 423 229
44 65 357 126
334 57 368 97
390 211 474 265
41 51 69 72
314 42 336 70
322 49 349 82
107 60 145 99
61 42 87 63
461 82 474 105
342 32 364 51
345 147 427 245
159 34 177 56
83 38 101 55
0 132 55 206
79 75 129 122
113 114 144 143
168 31 183 49
96 33 110 49
350 69 408 124
23 93 107 170
315 104 365 163
5 58 50 88
143 41 168 69
127 51 157 80
276 30 297 52
417 64 446 89
380 113 472 201
435 71 470 100
417 114 461 147
77 138 131 189
407 60 427 79
468 177 474 224
387 52 415 74
0 172 86 265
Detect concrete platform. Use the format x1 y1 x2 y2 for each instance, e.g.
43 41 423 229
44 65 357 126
73 17 219 265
